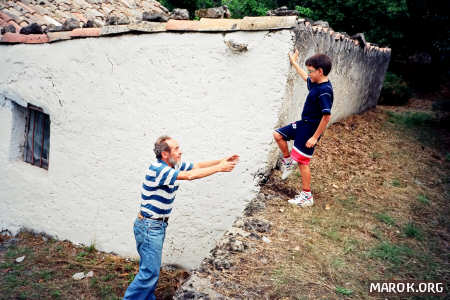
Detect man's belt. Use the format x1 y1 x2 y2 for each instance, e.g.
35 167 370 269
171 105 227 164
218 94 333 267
138 212 169 223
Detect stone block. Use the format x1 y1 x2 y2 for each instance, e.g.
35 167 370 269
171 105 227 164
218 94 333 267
169 8 189 20
128 22 166 32
240 16 297 31
166 19 200 31
198 18 241 31
100 25 131 36
195 6 230 19
47 31 71 42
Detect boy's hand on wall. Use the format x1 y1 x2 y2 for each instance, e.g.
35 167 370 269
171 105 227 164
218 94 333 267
289 49 299 65
306 137 317 148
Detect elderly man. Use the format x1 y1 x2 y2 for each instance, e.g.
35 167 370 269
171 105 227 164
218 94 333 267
123 135 239 300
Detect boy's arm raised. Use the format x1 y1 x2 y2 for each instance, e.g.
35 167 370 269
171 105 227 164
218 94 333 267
289 49 308 81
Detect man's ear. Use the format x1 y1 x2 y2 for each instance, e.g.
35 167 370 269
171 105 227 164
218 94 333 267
161 151 169 160
318 67 324 76
161 151 167 160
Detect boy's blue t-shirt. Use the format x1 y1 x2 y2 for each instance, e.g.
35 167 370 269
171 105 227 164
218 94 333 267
301 78 333 122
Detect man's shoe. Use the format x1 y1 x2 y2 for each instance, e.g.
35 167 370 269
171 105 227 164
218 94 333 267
288 191 314 207
281 157 297 180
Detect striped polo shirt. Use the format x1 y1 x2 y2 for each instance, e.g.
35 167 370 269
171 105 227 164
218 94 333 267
140 160 193 218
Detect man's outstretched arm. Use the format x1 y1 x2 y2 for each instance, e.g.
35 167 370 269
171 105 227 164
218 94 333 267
192 154 239 169
178 157 238 181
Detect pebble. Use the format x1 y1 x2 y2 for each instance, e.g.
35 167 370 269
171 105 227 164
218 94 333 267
262 236 271 243
72 272 85 280
15 256 25 263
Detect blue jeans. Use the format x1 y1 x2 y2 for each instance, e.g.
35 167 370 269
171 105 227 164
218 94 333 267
123 218 167 300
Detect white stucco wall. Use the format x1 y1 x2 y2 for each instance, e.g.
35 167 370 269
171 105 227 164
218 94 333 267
0 30 295 268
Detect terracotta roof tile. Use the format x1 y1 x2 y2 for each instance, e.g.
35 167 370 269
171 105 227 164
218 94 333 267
43 15 62 26
1 32 48 43
0 1 391 55
15 1 35 13
70 27 100 37
71 12 87 23
7 20 21 32
0 11 12 22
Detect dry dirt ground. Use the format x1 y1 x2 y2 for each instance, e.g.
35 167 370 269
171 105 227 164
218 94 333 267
1 96 449 299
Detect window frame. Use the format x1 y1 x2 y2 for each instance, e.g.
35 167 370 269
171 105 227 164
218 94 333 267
23 104 50 170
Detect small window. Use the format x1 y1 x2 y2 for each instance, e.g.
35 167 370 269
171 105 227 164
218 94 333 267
24 104 50 169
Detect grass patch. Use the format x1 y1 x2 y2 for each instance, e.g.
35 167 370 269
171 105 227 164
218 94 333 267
75 251 88 261
369 242 414 265
50 289 62 299
375 213 396 226
101 273 116 282
343 239 359 254
36 269 54 281
5 246 32 259
335 286 353 296
323 230 341 242
85 243 96 253
340 195 357 209
391 178 403 187
417 194 430 205
387 111 433 127
403 222 424 241
331 258 345 269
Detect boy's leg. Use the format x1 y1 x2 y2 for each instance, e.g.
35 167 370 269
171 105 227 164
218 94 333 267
273 131 290 158
299 164 311 191
288 121 316 207
273 124 298 180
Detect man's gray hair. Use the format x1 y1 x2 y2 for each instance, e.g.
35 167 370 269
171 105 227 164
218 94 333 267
154 135 172 159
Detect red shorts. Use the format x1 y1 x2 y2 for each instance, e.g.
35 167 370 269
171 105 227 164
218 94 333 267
291 148 311 165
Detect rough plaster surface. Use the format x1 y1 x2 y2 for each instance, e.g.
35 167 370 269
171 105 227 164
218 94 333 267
0 26 390 268
0 30 294 268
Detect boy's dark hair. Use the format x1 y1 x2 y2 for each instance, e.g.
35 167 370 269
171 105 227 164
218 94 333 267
154 135 172 159
305 54 332 76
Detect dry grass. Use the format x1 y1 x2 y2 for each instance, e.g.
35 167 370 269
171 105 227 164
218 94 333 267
201 100 450 299
0 231 188 299
1 97 449 299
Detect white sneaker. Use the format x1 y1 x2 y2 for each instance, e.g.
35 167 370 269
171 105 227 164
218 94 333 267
281 157 297 180
288 191 314 207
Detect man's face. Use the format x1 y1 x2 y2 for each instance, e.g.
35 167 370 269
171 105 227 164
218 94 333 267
163 139 182 167
307 66 322 83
